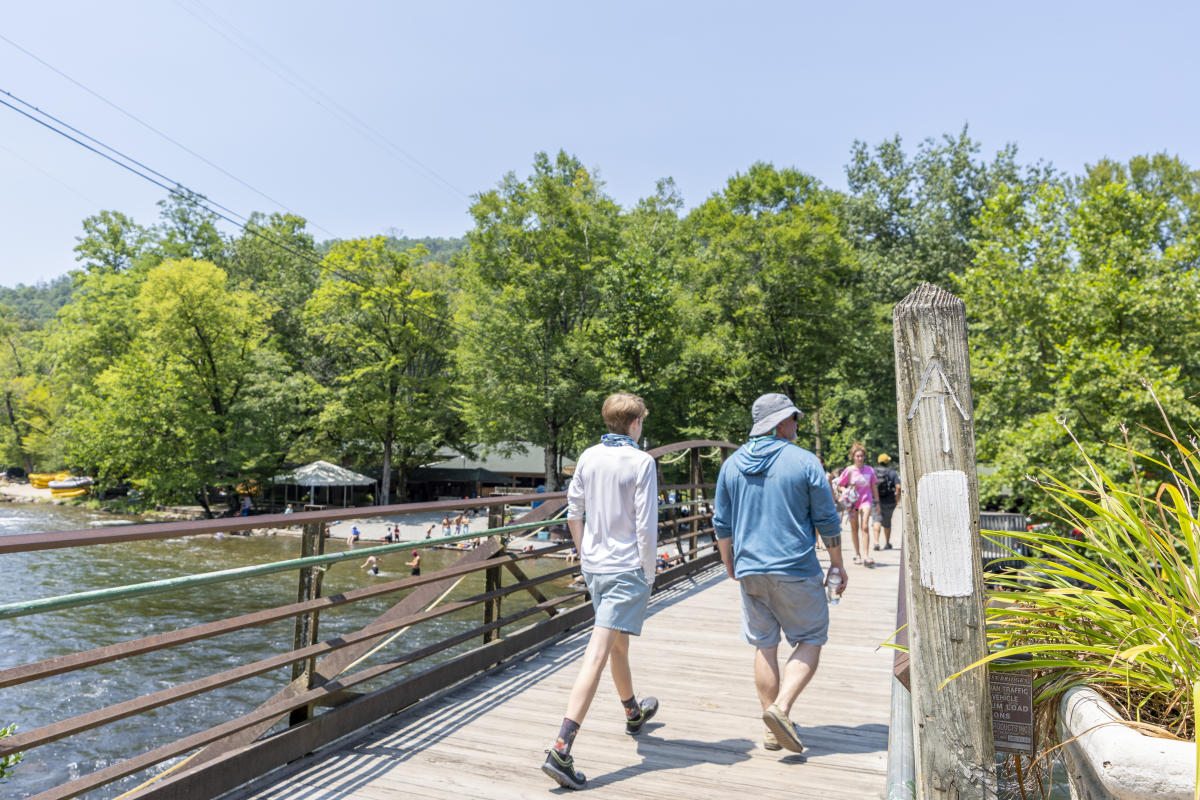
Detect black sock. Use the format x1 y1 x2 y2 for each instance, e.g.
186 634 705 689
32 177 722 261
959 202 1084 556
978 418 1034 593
621 695 640 719
554 717 580 754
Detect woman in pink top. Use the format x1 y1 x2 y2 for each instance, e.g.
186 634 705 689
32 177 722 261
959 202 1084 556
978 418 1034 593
837 442 880 566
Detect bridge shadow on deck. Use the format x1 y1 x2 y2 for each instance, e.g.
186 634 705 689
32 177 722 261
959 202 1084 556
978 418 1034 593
228 552 897 799
584 727 755 790
226 567 744 799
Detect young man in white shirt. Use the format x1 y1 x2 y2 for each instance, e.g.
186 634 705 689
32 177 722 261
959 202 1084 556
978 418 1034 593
541 393 660 791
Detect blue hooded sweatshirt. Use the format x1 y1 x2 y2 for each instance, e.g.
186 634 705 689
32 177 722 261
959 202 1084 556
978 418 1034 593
713 437 841 578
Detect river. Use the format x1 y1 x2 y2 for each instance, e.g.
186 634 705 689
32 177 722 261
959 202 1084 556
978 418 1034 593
0 504 575 799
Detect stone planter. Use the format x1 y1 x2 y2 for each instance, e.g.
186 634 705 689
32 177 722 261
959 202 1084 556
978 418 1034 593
1058 685 1196 799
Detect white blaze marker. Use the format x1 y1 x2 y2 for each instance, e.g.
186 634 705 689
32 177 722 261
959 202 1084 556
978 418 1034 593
905 359 970 454
916 469 974 597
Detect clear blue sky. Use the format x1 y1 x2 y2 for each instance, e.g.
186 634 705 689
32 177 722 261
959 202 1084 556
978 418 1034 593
1 1 1197 287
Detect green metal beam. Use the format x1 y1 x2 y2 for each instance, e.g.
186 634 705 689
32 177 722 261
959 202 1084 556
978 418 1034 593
0 505 704 621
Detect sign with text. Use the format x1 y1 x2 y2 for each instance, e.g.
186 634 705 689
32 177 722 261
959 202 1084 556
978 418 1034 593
989 656 1035 755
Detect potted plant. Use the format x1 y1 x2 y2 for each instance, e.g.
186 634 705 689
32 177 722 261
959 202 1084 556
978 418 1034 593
959 427 1199 799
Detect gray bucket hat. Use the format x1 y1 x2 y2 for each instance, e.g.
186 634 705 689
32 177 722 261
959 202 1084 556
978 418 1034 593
749 393 802 437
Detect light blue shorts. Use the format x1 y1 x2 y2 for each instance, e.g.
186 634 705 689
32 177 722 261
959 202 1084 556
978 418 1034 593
584 569 651 636
739 573 829 648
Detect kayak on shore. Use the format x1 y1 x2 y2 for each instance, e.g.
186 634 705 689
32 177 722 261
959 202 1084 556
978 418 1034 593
30 471 69 489
48 476 94 499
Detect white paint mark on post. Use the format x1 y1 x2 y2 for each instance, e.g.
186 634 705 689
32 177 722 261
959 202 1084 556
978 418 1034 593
916 470 974 597
905 359 970 454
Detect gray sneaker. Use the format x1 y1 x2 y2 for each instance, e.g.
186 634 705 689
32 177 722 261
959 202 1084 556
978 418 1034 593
542 749 586 790
625 696 659 735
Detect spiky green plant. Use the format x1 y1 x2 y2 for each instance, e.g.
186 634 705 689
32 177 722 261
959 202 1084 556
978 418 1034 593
0 723 21 781
955 429 1199 747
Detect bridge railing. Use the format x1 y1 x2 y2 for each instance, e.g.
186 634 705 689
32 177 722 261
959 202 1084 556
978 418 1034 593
0 440 734 800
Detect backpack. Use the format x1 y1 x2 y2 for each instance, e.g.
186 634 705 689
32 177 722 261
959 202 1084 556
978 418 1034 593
878 468 897 502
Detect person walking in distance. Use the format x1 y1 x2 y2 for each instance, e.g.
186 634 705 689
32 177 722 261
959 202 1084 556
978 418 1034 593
837 443 880 566
714 393 846 754
873 453 902 550
541 393 660 791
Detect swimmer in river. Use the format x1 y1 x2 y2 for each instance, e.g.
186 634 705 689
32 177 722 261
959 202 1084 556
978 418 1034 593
360 555 381 575
407 550 421 576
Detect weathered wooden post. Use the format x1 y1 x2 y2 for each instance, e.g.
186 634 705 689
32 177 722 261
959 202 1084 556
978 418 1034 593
289 520 326 726
893 284 995 799
483 559 502 643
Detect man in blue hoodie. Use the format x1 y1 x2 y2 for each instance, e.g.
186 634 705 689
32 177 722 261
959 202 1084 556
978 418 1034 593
714 392 846 754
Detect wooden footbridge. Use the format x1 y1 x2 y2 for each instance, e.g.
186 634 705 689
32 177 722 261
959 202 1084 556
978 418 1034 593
0 440 901 800
227 538 899 800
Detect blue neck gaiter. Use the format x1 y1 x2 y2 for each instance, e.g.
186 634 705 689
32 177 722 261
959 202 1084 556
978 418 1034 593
601 433 639 448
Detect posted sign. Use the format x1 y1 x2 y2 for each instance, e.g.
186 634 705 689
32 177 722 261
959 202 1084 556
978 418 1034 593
990 656 1035 755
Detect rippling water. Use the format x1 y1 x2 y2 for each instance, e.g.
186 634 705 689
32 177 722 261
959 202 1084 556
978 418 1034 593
0 504 574 799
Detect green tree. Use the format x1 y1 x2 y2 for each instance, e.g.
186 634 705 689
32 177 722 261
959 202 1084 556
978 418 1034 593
51 269 142 393
594 178 688 446
66 259 288 511
0 308 55 473
153 190 228 265
960 161 1200 509
305 237 456 503
456 151 620 488
73 210 151 274
54 208 160 394
227 212 320 367
681 163 865 460
844 127 1042 301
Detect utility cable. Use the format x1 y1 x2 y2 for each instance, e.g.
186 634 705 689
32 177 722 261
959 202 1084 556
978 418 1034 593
0 90 330 283
0 86 577 376
176 0 468 201
0 32 340 240
1 88 264 232
0 140 100 207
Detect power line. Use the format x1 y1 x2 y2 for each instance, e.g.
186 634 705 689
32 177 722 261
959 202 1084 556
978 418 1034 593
0 32 341 240
0 86 539 368
0 140 100 207
2 89 260 230
176 0 469 202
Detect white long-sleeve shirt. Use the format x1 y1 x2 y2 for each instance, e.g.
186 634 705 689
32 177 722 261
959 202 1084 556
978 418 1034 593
566 442 658 581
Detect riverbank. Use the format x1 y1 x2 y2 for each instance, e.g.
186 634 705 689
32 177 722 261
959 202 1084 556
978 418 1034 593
0 481 531 543
0 481 204 522
0 481 55 503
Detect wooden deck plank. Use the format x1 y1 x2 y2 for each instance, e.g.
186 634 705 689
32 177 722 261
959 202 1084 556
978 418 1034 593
226 529 901 800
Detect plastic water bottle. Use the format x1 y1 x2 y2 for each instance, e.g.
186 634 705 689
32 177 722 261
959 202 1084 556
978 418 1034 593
826 568 843 605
